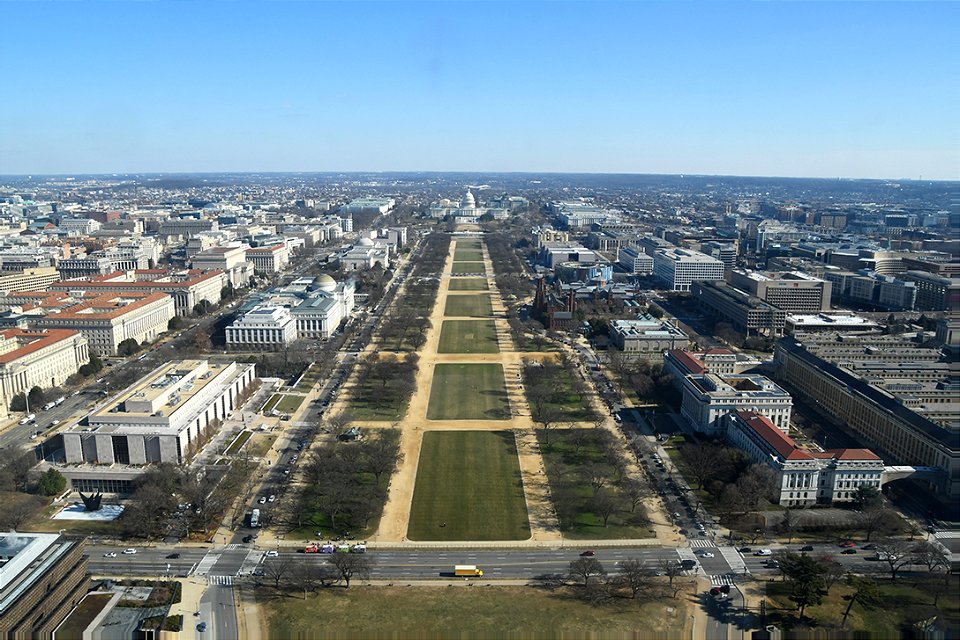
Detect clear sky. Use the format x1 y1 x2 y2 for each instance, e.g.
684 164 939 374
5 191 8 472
0 1 956 179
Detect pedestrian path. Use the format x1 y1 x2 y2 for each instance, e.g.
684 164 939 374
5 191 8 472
719 546 748 574
207 575 234 586
710 574 738 586
240 550 265 575
935 531 960 539
689 539 714 548
192 552 220 576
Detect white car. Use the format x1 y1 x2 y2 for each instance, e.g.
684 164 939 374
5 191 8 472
754 549 773 556
698 551 715 558
122 548 137 555
265 550 279 557
268 495 276 503
51 419 61 426
258 497 267 504
103 552 117 558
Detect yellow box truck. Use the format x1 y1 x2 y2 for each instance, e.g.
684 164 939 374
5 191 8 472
454 565 483 577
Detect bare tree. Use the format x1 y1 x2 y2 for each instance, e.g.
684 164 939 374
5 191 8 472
681 443 720 490
857 508 899 542
616 558 653 599
841 574 878 628
584 464 609 497
872 538 917 580
328 553 372 588
0 497 44 530
912 541 949 573
362 428 403 485
262 556 294 590
593 490 620 528
620 477 650 513
818 555 845 591
657 558 684 591
567 557 606 587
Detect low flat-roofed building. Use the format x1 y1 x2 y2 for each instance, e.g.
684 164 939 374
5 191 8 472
784 312 880 335
680 372 793 435
693 280 786 335
729 269 831 312
61 359 257 492
0 267 60 293
726 410 884 507
609 315 689 356
190 244 253 288
0 328 88 417
33 292 174 356
663 348 762 383
0 532 89 640
540 243 599 269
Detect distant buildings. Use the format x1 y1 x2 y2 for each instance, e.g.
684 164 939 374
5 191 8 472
190 244 254 288
652 247 724 292
728 269 831 313
61 359 257 493
50 269 225 317
246 244 290 275
340 237 390 271
0 532 89 639
539 243 600 270
617 246 654 275
608 316 689 356
340 197 395 215
694 281 786 335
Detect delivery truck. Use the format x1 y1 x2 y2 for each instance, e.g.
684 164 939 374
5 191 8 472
454 565 483 577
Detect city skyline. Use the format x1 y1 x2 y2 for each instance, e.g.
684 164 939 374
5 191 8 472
1 1 957 180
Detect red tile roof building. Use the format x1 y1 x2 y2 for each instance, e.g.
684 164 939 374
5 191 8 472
726 410 884 507
0 328 89 417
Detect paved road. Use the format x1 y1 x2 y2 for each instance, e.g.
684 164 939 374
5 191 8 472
197 585 236 640
0 390 91 452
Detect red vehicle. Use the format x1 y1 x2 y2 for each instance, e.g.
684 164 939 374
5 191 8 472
839 541 856 548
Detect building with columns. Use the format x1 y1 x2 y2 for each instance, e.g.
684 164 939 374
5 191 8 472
50 269 225 317
0 329 89 417
225 305 297 349
61 359 257 493
680 372 793 435
726 410 884 507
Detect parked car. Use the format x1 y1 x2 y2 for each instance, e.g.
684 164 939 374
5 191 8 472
268 495 276 503
258 497 267 504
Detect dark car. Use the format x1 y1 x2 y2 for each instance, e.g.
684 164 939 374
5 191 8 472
841 549 857 555
862 543 878 550
197 622 207 632
166 553 181 559
738 547 751 553
720 584 731 594
242 535 254 543
709 586 722 596
579 550 596 557
800 545 815 552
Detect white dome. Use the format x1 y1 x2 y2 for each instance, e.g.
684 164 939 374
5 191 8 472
358 237 375 246
462 190 476 209
316 274 336 292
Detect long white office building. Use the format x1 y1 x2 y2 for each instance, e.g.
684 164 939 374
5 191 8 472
653 247 725 291
225 305 298 349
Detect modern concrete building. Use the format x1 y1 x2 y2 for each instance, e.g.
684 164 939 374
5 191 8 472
0 532 89 640
653 247 724 291
901 271 960 311
725 410 884 507
693 281 786 335
729 269 831 313
0 328 89 417
33 292 175 356
617 246 654 275
775 335 960 502
784 312 880 335
608 316 689 356
61 359 257 492
247 244 289 274
680 372 793 435
190 244 253 288
540 243 600 270
0 267 60 293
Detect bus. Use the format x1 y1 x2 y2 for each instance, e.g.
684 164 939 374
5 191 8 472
250 508 260 528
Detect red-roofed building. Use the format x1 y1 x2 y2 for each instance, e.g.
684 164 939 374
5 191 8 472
726 410 884 506
247 244 289 274
0 328 89 417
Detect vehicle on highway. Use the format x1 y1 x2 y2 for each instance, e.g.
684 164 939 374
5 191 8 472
351 543 367 554
579 550 596 557
679 559 697 570
242 535 255 544
103 552 117 558
51 419 60 426
197 622 207 632
122 548 137 555
454 565 483 577
738 547 752 553
840 541 856 548
841 548 857 555
754 549 773 556
19 413 36 425
167 553 181 559
800 545 814 552
265 550 279 557
304 543 322 553
698 551 715 558
862 543 878 550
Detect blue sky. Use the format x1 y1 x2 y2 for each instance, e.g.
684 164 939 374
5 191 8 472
0 1 956 179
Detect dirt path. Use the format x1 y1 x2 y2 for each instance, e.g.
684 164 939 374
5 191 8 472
376 235 562 542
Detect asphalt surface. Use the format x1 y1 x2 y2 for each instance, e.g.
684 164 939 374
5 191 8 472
197 585 236 640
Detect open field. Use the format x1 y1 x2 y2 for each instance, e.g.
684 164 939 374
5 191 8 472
224 430 252 455
427 363 509 420
264 585 690 639
453 248 484 261
447 278 489 291
407 431 529 540
456 239 484 250
437 320 499 354
443 294 492 317
451 261 486 275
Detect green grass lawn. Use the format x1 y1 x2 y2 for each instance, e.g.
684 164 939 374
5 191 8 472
261 394 281 413
453 248 484 261
408 431 529 540
264 585 689 640
524 363 597 422
448 278 489 291
438 320 499 354
274 394 304 413
537 430 655 539
451 261 486 275
427 363 509 420
443 294 492 317
456 239 484 251
224 430 252 455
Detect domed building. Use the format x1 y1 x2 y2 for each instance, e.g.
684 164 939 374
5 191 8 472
341 236 390 271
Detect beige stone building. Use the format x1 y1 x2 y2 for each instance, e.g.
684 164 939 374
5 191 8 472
0 328 89 416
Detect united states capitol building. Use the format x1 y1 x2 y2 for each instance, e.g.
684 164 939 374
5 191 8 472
429 190 524 223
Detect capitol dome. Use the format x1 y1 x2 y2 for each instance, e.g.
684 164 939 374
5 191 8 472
462 190 476 209
316 274 337 292
358 237 375 246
